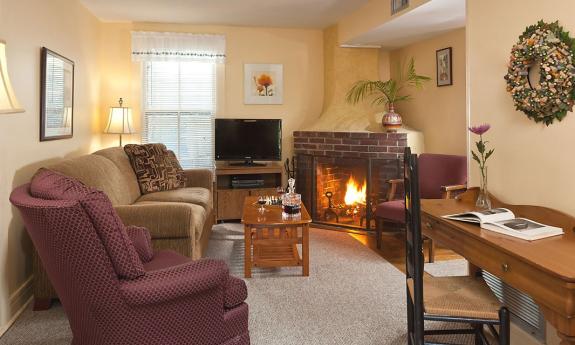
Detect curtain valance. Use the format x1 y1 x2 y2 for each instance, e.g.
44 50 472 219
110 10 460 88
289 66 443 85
131 31 226 63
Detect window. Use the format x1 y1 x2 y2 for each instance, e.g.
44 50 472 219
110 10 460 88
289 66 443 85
142 61 216 169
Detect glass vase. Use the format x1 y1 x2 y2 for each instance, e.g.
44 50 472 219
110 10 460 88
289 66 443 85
475 167 491 209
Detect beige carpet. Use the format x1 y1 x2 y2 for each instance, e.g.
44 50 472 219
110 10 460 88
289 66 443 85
0 224 476 344
424 258 469 277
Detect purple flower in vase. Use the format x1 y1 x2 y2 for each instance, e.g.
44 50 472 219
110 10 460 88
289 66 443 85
468 123 494 209
468 124 491 135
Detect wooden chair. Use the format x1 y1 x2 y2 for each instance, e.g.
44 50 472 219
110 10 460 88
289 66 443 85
403 147 510 345
375 153 467 262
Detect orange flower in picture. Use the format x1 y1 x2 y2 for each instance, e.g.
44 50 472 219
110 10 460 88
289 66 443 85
254 73 274 96
244 64 283 104
257 74 273 87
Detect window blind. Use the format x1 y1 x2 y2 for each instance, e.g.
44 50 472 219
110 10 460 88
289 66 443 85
142 61 215 169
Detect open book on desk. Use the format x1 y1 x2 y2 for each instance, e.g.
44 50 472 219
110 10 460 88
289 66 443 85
442 208 564 241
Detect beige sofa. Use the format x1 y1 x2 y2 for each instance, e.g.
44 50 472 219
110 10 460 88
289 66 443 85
33 147 214 308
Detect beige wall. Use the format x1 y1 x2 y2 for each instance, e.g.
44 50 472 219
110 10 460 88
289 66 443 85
100 22 325 162
467 1 575 343
0 0 102 334
467 0 575 214
338 0 429 45
306 25 380 131
390 28 466 155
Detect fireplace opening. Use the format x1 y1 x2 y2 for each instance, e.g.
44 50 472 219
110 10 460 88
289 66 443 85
316 159 368 228
297 154 401 231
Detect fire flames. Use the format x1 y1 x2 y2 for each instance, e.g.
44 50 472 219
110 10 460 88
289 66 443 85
344 176 367 205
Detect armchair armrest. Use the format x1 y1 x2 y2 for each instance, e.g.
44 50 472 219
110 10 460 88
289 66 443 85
386 178 404 201
441 184 467 199
183 169 213 193
125 226 154 263
115 203 195 240
120 259 229 306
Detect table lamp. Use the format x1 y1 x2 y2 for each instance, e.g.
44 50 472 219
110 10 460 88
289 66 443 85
0 40 24 114
104 98 135 147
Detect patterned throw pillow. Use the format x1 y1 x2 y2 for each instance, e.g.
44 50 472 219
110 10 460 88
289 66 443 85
30 168 145 280
124 144 186 194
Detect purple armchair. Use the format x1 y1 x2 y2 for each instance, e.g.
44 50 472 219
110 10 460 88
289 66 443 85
10 170 249 345
374 153 467 261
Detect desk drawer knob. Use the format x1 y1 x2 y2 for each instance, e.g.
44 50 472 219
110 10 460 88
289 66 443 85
501 263 510 272
425 222 433 229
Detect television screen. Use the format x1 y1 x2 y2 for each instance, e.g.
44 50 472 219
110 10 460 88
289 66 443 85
215 119 282 162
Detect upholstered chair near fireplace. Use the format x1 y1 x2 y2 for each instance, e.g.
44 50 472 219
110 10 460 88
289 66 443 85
10 170 249 345
374 153 467 262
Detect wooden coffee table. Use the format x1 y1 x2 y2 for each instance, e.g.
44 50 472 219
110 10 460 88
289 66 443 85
241 196 312 278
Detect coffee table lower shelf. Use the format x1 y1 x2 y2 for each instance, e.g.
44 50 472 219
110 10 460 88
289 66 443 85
253 241 301 268
243 225 309 278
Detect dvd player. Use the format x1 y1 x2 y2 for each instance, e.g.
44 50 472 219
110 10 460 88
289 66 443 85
231 179 265 189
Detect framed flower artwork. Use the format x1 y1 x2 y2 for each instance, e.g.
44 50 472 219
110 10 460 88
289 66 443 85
436 47 452 87
244 64 283 104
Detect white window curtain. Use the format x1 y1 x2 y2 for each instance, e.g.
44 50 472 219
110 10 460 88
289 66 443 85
133 31 224 169
131 31 226 63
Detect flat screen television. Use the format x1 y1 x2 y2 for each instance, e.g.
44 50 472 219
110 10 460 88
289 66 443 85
215 119 282 165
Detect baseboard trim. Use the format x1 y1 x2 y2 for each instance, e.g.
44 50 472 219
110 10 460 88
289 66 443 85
0 276 33 337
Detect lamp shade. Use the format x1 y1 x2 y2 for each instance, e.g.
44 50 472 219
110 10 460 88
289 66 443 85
104 103 135 134
0 40 23 114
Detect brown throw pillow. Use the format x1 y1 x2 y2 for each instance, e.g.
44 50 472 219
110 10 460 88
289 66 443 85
124 143 186 194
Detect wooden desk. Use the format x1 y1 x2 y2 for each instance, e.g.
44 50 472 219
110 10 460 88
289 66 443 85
241 197 312 278
421 189 575 345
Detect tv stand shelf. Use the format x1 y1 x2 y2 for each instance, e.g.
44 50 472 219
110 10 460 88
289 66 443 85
215 164 282 221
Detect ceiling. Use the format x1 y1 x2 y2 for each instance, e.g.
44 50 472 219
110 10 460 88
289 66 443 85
80 0 371 29
343 0 466 49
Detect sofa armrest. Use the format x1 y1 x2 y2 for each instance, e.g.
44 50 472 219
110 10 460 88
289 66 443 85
120 259 228 306
183 169 213 193
115 203 195 240
125 226 154 263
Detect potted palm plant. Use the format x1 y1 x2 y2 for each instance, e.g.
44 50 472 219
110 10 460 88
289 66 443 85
345 58 430 132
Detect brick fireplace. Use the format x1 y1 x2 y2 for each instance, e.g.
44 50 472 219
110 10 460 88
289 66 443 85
294 130 407 231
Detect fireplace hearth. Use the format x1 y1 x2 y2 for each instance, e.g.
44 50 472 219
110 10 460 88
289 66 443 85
294 131 407 231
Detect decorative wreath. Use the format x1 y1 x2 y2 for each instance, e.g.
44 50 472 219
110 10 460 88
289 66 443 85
504 21 575 125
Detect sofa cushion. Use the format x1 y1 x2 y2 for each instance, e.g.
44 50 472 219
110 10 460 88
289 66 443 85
143 250 190 272
136 187 212 210
375 199 405 223
30 168 145 279
124 144 186 195
93 147 142 204
48 154 136 206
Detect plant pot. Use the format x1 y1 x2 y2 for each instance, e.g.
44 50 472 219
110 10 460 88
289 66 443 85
382 103 402 132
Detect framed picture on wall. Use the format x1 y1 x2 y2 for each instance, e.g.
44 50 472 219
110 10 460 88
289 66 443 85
40 47 74 141
244 63 283 105
391 0 409 14
436 47 452 87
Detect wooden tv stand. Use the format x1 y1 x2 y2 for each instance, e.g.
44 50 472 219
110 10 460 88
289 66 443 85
215 164 282 221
